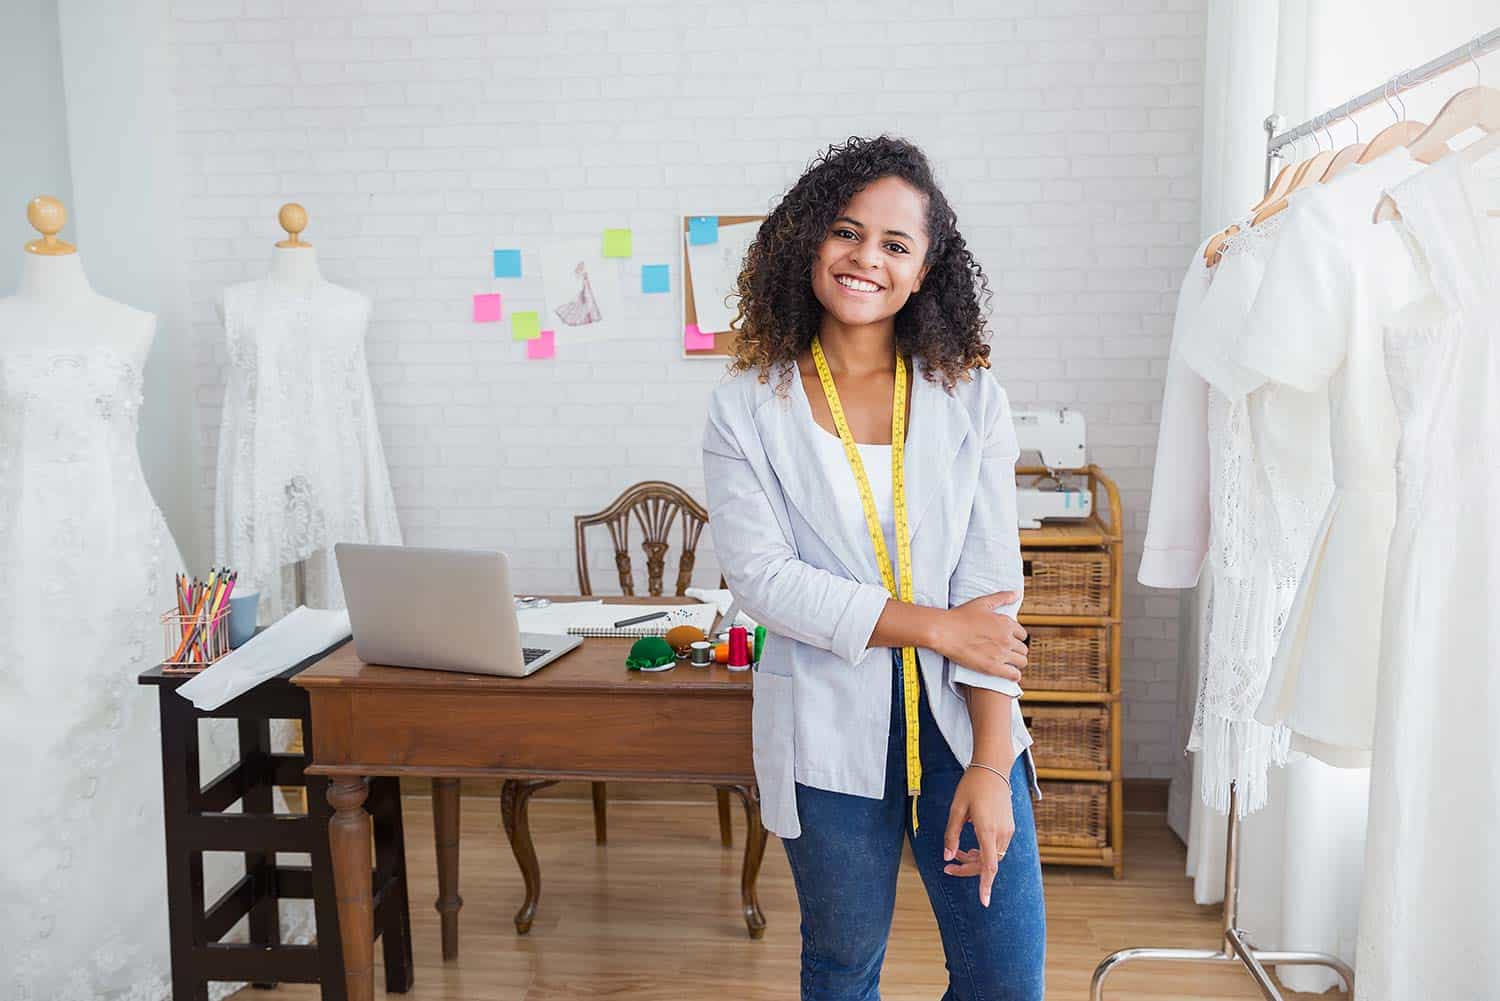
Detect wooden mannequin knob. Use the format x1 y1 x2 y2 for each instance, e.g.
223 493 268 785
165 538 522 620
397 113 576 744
24 195 76 255
276 202 311 248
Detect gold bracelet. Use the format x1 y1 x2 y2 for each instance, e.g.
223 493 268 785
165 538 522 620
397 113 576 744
968 760 1011 787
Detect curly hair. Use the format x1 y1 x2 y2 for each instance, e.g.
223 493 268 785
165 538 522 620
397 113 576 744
726 134 993 392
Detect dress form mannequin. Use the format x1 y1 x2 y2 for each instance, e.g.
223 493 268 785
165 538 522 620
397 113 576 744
0 197 242 1000
213 203 402 626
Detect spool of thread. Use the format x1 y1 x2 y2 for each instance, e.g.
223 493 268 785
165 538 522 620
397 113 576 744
753 625 766 664
689 640 713 667
727 626 751 670
713 642 729 663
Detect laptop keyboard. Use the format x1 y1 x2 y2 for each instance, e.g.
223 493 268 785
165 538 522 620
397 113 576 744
522 647 549 665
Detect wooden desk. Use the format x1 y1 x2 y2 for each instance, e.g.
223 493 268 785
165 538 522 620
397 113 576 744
294 599 763 1001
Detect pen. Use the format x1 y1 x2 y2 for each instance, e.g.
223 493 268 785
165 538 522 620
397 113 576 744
614 611 669 628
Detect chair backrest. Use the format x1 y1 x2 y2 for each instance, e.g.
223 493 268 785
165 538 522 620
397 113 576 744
574 481 710 597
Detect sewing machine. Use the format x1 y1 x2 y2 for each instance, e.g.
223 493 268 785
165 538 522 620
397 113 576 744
1012 408 1091 529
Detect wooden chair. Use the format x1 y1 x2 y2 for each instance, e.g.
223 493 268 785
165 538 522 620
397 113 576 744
575 480 734 847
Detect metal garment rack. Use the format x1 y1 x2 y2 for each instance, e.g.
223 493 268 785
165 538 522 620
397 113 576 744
1091 26 1499 1001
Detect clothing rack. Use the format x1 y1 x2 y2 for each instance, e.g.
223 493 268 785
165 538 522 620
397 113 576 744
1091 27 1499 1000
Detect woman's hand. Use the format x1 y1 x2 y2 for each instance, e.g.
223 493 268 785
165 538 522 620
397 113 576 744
930 591 1028 683
943 764 1017 907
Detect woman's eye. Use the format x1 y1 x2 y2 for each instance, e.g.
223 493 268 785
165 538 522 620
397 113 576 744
834 228 857 240
886 243 908 254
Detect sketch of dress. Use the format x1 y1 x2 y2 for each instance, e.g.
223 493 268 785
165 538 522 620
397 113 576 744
554 260 603 326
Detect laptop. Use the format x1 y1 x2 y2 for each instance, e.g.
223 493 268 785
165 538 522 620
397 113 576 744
334 543 581 677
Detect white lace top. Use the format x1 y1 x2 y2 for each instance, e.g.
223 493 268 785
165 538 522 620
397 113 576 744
214 279 403 623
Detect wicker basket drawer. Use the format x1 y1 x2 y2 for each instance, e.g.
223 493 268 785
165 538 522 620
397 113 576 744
1023 626 1109 692
1035 781 1109 849
1023 705 1111 772
1022 549 1111 616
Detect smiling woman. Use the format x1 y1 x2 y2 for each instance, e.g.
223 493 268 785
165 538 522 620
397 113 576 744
727 135 994 396
703 135 1046 1000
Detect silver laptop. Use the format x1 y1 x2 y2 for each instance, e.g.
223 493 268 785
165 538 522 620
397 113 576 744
334 543 581 677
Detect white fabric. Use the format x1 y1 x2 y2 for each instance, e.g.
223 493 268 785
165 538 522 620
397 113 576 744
681 588 758 629
1356 153 1500 1001
808 425 898 567
214 279 402 624
0 342 246 1001
1244 150 1426 766
702 361 1035 839
177 607 353 711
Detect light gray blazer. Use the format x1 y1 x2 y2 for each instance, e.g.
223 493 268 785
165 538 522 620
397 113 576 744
702 358 1036 839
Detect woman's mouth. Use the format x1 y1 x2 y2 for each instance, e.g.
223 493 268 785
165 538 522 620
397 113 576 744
834 274 884 295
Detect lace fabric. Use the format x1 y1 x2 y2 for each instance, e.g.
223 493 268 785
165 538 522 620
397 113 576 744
0 346 256 1000
214 280 402 623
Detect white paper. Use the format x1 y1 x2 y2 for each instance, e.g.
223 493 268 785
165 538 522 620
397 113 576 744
684 587 759 629
540 239 624 341
514 599 603 634
177 606 353 711
684 220 759 333
558 602 719 635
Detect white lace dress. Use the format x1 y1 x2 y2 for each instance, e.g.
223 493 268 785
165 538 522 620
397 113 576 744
214 280 402 623
1356 154 1500 1001
1176 216 1333 816
0 346 186 1000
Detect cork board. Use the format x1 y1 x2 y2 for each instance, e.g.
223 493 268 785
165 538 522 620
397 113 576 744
681 213 765 358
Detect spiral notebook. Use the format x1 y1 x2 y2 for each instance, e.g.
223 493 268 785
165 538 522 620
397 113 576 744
562 603 720 638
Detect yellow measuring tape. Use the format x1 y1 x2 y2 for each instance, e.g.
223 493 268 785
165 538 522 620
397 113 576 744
810 336 923 831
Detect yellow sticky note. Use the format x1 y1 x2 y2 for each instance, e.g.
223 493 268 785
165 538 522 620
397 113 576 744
602 228 633 258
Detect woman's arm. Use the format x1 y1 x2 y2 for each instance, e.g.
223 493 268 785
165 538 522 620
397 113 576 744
943 686 1020 908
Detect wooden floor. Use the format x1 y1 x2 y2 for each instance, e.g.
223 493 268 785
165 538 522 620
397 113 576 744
242 793 1346 1000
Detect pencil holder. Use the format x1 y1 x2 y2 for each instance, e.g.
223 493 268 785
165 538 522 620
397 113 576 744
160 606 233 675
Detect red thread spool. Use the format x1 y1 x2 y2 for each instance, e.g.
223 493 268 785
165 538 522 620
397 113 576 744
727 626 751 669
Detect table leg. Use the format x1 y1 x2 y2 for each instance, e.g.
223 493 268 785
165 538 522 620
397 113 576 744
327 777 374 1001
725 784 768 939
431 778 462 961
501 778 558 934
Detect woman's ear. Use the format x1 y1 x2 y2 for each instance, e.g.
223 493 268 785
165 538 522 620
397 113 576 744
915 263 930 291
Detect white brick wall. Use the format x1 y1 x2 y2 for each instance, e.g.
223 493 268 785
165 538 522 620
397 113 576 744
171 0 1206 779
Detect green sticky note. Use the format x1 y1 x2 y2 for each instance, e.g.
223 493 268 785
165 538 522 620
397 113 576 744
511 310 541 341
602 228 633 258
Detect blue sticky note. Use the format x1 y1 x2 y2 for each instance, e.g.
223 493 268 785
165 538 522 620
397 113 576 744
689 216 719 245
641 264 670 294
493 249 522 278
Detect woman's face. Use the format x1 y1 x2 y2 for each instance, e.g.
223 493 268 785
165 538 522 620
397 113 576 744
811 175 932 329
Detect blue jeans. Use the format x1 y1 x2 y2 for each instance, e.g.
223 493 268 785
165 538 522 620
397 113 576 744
781 651 1047 1000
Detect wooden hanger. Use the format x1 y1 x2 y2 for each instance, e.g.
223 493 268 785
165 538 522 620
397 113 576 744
1202 153 1300 266
1405 85 1500 163
1357 120 1426 163
1374 85 1500 221
1319 141 1368 183
1251 146 1335 226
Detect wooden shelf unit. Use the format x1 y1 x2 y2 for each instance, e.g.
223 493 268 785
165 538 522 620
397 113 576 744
1017 464 1125 877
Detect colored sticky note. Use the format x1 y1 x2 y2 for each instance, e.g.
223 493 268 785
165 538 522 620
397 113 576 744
641 264 670 294
472 293 502 323
602 228 632 258
684 323 716 352
689 215 719 245
511 310 541 341
493 249 522 278
526 329 555 359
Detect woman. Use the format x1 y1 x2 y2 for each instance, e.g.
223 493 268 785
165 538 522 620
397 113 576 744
702 135 1045 1000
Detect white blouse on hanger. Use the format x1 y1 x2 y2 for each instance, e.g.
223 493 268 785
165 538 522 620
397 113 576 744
1238 148 1426 766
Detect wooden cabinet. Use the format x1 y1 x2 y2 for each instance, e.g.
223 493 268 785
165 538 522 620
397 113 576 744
1017 465 1124 877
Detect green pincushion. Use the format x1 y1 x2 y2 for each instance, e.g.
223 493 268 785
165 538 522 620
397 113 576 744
625 636 676 671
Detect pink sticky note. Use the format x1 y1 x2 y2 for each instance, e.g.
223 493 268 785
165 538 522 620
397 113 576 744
526 329 555 360
684 323 716 351
472 292 502 323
